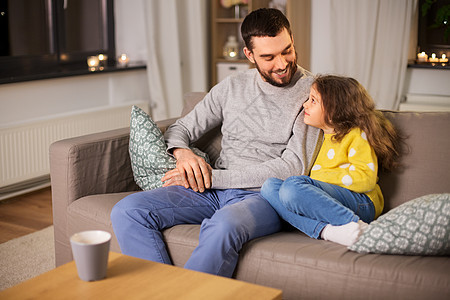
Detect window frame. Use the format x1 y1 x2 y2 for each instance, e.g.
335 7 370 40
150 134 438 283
417 0 450 54
0 0 115 81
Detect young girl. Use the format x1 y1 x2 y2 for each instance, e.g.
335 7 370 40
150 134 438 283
261 75 401 247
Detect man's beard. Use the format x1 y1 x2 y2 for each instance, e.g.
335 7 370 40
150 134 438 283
254 56 298 87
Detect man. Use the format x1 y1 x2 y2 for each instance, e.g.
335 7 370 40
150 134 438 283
111 8 321 278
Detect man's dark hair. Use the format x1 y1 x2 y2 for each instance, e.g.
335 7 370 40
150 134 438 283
241 8 292 51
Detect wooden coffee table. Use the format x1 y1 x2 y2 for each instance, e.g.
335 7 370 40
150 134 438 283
0 252 282 299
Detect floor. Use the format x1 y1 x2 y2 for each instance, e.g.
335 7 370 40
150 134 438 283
0 187 53 243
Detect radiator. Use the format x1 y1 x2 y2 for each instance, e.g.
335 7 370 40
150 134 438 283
0 102 149 196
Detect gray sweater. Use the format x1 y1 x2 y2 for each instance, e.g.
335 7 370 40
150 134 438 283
165 67 322 190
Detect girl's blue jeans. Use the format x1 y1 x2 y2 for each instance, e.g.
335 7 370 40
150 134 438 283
110 186 281 277
260 176 375 239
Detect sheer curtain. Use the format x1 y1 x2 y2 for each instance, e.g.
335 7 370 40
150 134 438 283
143 0 208 121
312 0 417 110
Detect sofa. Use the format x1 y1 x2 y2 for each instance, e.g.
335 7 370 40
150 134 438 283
50 92 450 299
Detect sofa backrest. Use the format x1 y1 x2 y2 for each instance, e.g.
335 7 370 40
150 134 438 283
182 92 450 213
378 110 450 212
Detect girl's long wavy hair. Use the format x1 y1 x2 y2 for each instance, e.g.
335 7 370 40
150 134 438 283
313 75 401 171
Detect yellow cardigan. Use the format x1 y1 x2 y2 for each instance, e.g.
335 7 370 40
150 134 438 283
310 128 383 218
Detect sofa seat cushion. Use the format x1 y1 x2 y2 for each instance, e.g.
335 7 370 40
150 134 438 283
162 224 200 266
67 192 136 252
162 224 450 299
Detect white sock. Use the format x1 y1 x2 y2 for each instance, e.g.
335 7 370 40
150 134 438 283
357 220 369 232
321 220 368 247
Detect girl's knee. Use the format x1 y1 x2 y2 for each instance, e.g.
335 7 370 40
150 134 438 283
262 177 282 189
279 176 311 205
283 175 311 185
281 176 313 193
261 177 282 198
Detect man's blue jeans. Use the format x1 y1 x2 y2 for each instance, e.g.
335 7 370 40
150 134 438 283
260 176 375 239
110 186 281 277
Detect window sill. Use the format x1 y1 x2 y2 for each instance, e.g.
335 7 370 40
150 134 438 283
408 61 450 70
0 62 147 85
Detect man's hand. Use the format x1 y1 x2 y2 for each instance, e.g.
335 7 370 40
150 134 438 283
161 148 212 192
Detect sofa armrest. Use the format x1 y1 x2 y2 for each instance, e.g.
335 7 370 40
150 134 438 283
50 118 177 205
50 128 133 204
50 118 177 265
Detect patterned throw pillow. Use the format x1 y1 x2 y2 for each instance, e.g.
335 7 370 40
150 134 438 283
349 193 450 255
129 105 209 190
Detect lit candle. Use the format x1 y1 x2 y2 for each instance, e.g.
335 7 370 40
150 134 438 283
417 52 428 62
439 54 448 63
98 54 108 70
429 53 439 63
223 35 239 60
87 56 99 71
117 53 130 67
98 54 108 62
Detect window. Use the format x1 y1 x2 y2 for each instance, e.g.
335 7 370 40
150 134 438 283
0 0 115 81
418 0 450 56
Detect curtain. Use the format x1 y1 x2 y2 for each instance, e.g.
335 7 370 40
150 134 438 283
143 0 208 121
313 0 417 110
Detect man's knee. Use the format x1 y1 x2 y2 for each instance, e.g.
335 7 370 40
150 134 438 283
206 197 280 242
199 215 244 251
111 192 153 227
110 195 129 224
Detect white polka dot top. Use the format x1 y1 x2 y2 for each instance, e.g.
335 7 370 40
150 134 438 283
310 128 383 217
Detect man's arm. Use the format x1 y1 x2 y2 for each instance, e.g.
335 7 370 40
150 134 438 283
161 148 212 192
162 87 224 192
212 112 322 190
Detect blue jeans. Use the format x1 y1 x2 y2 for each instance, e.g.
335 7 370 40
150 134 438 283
260 176 375 239
110 186 281 277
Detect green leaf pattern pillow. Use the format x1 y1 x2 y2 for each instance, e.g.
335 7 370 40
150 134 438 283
349 193 450 256
129 105 209 190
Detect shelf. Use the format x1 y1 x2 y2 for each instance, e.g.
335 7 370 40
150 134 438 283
215 18 245 23
408 63 450 70
0 62 147 85
216 58 249 63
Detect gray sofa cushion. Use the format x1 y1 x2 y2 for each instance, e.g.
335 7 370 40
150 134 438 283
67 192 136 253
161 222 450 299
67 191 450 299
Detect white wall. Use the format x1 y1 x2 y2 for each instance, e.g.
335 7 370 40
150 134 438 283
0 70 150 127
400 68 450 111
403 68 450 96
